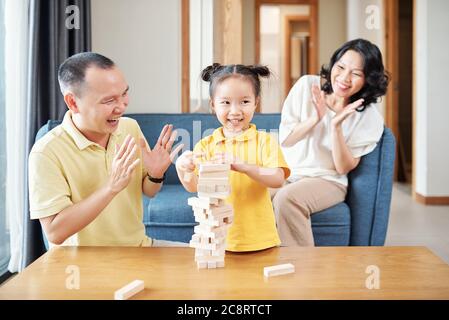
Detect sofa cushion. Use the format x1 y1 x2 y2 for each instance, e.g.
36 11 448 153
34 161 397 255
311 203 351 246
143 185 197 242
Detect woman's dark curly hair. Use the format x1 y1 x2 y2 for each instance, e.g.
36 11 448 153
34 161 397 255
320 38 390 111
201 63 271 98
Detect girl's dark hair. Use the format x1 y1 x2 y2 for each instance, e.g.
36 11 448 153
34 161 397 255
201 63 271 98
320 38 390 111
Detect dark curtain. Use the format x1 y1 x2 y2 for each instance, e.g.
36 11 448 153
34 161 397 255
22 0 91 268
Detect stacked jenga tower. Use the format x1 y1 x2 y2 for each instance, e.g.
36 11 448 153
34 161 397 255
188 163 234 269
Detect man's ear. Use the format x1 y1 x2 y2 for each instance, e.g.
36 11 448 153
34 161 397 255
63 92 79 113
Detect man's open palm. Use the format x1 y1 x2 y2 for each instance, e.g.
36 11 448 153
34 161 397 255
140 124 184 179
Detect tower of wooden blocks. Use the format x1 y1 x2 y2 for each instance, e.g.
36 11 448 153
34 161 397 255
188 163 234 269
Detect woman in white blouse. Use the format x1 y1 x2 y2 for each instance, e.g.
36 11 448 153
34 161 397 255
274 38 389 246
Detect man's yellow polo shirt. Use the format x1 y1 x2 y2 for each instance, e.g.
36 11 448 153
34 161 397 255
193 124 290 252
29 111 151 247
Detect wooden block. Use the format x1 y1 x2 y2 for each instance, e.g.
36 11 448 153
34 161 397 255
215 185 230 193
198 184 230 193
194 248 212 257
210 236 226 244
198 191 229 199
195 224 215 232
195 216 220 227
206 205 233 216
198 177 229 185
199 163 230 173
211 246 226 256
198 196 225 206
197 184 216 193
200 236 211 245
194 225 229 239
263 263 295 277
188 197 219 209
189 240 217 250
114 280 145 300
193 208 207 217
223 215 234 225
198 171 230 179
191 233 200 242
195 255 224 263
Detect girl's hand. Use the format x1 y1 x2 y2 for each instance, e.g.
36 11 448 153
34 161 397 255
108 134 140 195
311 85 328 121
176 150 196 173
331 98 364 129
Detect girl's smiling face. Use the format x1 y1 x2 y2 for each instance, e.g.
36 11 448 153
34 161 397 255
211 76 258 137
330 50 366 100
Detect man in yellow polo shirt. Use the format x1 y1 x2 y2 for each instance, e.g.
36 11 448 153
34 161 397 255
28 52 183 247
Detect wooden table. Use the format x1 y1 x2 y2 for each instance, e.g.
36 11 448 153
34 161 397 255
1 246 449 299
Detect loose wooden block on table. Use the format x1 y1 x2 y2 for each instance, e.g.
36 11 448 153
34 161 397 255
263 263 295 277
114 279 145 300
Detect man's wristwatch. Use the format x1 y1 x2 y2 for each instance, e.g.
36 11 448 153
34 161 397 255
147 173 165 183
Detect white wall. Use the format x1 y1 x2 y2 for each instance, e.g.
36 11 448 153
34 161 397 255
318 0 347 68
91 0 181 113
189 0 214 113
259 5 282 113
347 0 384 51
415 0 449 196
346 0 385 116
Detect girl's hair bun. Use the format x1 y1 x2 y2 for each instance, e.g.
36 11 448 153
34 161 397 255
201 63 223 82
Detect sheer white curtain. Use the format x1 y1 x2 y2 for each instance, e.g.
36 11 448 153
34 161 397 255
5 0 29 272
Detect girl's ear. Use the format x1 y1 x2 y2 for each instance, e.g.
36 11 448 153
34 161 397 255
255 96 260 108
209 99 215 114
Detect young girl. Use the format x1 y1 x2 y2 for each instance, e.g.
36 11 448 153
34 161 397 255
274 38 389 246
176 64 290 252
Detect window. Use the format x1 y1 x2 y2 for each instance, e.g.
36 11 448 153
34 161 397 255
0 0 11 276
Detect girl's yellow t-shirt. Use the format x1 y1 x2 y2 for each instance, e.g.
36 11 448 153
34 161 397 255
193 124 290 252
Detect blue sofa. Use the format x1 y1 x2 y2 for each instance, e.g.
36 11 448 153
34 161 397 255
35 113 395 246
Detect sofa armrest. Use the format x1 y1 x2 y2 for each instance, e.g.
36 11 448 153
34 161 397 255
346 127 396 246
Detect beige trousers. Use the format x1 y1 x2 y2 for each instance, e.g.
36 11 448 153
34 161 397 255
272 177 347 247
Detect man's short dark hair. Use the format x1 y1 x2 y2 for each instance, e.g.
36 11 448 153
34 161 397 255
58 52 115 96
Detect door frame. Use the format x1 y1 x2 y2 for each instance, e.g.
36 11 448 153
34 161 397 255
384 0 417 197
384 0 400 180
255 0 318 112
284 14 318 98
